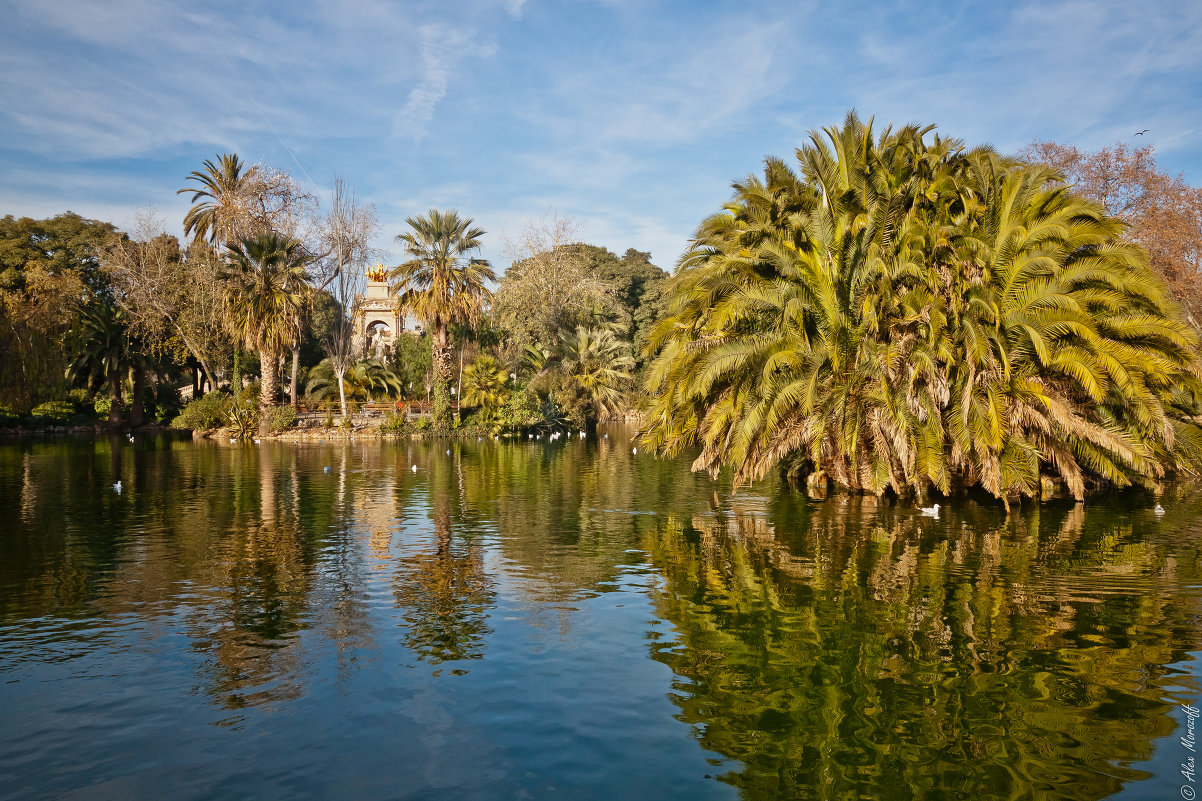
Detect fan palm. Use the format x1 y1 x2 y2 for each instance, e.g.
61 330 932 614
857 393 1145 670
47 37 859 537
641 111 1202 502
177 153 260 245
391 209 496 431
221 234 311 434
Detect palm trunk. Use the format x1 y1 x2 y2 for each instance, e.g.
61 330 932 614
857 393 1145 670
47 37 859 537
431 323 453 432
107 370 123 428
233 348 243 393
289 344 300 406
259 348 278 435
130 363 146 427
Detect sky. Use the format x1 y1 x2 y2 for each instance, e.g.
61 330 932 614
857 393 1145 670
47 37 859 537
2 0 1200 271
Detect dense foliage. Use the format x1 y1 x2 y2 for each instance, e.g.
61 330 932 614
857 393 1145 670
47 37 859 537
641 112 1202 501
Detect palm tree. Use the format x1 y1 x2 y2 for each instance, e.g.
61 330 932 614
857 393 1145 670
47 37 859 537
640 111 1202 502
305 358 403 405
221 234 311 434
546 326 634 425
177 154 260 245
391 209 496 432
67 303 129 428
461 354 510 424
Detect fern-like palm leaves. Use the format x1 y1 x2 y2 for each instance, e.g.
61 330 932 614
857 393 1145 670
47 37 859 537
641 112 1202 500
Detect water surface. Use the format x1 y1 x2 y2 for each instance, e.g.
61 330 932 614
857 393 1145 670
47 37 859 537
1 429 1199 800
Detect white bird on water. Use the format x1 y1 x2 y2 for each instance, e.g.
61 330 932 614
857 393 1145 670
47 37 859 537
632 446 637 455
920 503 941 517
323 466 331 474
446 449 451 456
1154 504 1166 515
412 464 418 473
112 480 122 494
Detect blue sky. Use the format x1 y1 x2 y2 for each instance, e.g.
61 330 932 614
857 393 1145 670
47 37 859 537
2 0 1200 270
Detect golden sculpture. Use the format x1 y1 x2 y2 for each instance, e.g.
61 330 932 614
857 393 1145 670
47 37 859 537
365 263 389 283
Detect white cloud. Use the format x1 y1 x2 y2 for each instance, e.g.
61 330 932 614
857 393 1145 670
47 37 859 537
391 25 497 143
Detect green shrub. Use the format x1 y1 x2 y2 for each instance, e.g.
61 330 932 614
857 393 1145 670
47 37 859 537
415 415 432 431
380 413 409 435
497 386 541 433
0 403 21 428
66 388 92 407
29 400 75 425
148 384 183 423
94 395 117 418
263 405 297 433
172 393 229 430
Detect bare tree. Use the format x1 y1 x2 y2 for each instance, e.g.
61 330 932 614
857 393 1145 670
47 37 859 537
100 211 226 393
1020 141 1202 329
493 211 614 360
311 178 380 419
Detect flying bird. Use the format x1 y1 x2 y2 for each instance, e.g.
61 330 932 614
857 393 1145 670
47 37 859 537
1135 129 1150 136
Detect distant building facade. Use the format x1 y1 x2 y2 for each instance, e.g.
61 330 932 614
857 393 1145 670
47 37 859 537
353 264 419 359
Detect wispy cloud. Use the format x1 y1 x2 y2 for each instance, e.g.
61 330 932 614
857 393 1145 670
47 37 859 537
392 25 496 143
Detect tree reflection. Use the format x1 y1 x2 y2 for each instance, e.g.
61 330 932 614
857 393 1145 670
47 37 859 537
392 448 494 664
642 494 1202 800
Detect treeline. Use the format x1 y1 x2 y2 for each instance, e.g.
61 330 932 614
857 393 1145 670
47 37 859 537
0 157 667 437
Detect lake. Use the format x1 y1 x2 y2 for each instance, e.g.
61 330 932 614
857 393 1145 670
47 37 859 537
1 427 1199 800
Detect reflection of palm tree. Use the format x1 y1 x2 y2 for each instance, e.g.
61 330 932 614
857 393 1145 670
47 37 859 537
393 457 494 664
640 498 1199 799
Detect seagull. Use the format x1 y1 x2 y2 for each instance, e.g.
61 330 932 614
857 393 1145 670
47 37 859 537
112 480 122 493
603 433 608 439
1135 129 1150 136
920 503 941 517
1154 504 1166 515
323 466 331 473
411 464 418 473
632 446 637 455
445 449 451 456
229 438 236 443
253 438 261 444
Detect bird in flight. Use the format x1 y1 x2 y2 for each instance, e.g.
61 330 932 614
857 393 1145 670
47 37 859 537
1135 129 1150 135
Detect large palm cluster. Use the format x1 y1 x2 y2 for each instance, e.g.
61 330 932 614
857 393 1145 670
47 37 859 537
641 113 1202 500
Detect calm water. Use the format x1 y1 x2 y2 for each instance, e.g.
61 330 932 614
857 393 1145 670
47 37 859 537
1 428 1200 801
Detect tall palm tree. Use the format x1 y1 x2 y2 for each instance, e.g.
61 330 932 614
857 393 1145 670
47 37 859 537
177 153 260 245
391 209 496 431
221 234 311 434
641 111 1202 502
